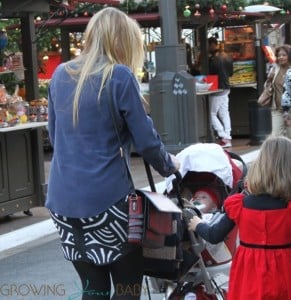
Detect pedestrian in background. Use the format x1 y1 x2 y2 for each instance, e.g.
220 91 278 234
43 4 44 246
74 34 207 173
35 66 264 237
208 37 233 148
188 135 291 300
46 7 179 300
281 68 291 126
268 44 291 138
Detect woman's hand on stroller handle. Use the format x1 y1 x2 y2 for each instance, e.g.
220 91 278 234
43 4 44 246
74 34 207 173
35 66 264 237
169 154 180 172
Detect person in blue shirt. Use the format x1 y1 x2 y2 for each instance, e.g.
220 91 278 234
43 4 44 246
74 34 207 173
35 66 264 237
46 7 179 300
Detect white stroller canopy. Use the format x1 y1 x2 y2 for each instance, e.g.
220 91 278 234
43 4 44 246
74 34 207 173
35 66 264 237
166 143 233 193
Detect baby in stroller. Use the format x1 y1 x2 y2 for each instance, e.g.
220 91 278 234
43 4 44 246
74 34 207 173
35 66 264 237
150 143 246 299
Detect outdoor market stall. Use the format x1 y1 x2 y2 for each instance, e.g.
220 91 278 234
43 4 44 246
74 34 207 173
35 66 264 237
0 122 47 217
0 0 51 216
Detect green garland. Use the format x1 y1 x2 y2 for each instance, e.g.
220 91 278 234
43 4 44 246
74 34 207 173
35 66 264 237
64 0 290 17
71 0 291 15
176 0 291 13
0 0 289 17
47 1 159 17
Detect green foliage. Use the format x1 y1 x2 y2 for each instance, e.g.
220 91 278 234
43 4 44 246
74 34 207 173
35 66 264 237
0 19 21 54
0 18 60 54
0 72 22 95
120 0 158 13
176 0 291 13
35 28 61 52
38 80 49 99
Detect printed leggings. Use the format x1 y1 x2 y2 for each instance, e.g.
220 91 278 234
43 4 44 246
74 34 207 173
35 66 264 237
72 246 144 300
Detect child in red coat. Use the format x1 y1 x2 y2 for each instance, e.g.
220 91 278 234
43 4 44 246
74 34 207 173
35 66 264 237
188 135 291 300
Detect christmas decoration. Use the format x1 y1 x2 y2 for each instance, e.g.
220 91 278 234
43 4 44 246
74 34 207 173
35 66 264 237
194 9 201 16
1 0 290 59
183 6 191 17
176 0 290 15
221 4 228 12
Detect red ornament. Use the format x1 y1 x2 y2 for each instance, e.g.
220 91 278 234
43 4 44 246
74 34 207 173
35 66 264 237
221 4 227 11
209 8 215 15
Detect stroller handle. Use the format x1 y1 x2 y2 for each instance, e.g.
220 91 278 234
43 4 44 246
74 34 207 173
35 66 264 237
172 171 184 208
174 171 183 183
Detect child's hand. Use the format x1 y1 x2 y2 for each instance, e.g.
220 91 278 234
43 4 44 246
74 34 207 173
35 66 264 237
188 215 203 231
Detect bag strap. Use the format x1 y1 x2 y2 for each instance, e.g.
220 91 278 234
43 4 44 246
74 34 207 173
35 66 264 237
106 79 158 194
106 79 135 190
143 160 157 192
267 68 275 81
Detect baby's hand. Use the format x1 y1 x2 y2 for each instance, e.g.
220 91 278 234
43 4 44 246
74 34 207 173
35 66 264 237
188 215 203 231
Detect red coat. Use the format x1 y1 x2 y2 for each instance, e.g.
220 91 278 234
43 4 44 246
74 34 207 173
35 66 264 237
225 194 291 300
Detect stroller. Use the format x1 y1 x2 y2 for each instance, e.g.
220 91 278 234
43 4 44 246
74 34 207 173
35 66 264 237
146 143 247 300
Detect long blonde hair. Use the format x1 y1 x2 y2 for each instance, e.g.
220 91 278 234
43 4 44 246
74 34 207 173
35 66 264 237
66 7 145 125
247 135 291 200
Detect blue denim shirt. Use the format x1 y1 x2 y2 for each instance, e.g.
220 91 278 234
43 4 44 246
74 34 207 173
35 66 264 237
46 63 176 218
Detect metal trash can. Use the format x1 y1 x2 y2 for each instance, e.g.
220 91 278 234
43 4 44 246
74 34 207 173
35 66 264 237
149 70 198 153
248 100 271 145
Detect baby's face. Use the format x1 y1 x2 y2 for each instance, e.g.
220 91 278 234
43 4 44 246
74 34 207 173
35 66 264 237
192 190 217 213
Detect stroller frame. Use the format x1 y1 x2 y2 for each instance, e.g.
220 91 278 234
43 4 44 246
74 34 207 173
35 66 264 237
143 149 247 300
161 174 228 300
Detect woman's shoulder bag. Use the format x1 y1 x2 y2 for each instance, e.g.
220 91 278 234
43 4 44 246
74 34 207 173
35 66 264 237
257 66 275 106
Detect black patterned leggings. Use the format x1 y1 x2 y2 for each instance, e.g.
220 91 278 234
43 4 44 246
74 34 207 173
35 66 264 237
72 246 144 300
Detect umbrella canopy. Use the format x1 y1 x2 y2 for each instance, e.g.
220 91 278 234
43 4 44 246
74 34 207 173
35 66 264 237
243 4 281 13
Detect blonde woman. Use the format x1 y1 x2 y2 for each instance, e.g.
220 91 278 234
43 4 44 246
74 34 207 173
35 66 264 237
46 7 179 300
188 135 291 300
